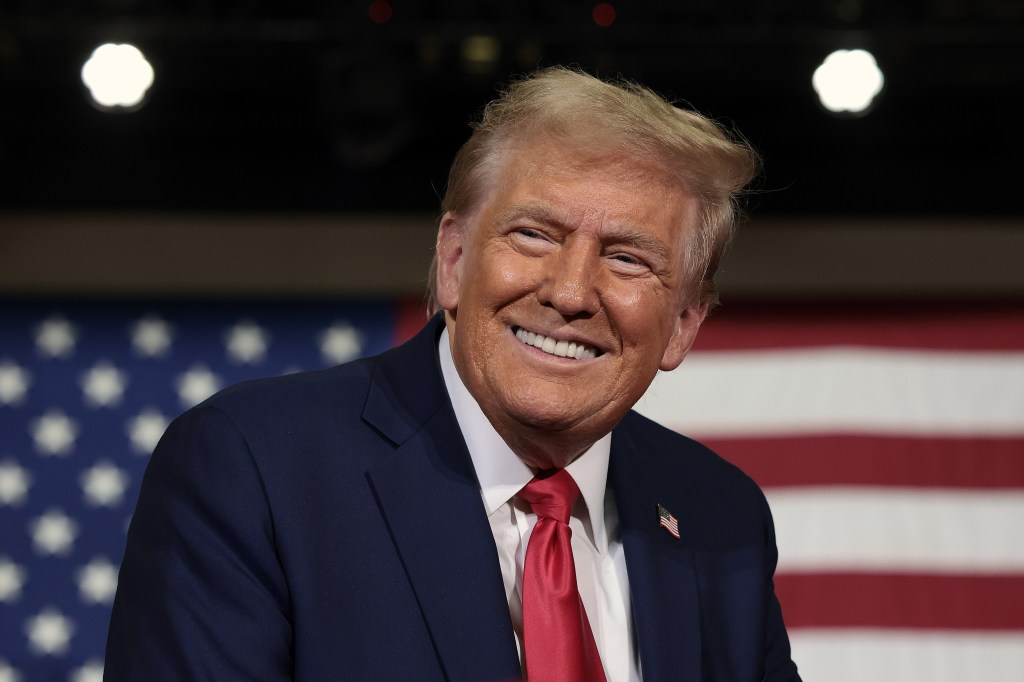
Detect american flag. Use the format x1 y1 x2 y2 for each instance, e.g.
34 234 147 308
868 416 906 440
636 301 1024 681
0 298 416 680
656 503 680 540
2 297 1022 680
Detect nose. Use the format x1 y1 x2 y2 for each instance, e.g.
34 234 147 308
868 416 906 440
536 239 601 317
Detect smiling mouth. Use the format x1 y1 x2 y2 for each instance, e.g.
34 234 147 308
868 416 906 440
513 326 600 360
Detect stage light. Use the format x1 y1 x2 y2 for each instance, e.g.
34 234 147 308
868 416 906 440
812 49 884 115
81 43 154 110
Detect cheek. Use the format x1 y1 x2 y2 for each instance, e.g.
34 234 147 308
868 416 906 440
608 287 677 341
496 261 526 290
480 251 543 302
613 286 645 310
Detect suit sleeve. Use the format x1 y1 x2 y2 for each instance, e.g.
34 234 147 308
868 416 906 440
105 404 293 681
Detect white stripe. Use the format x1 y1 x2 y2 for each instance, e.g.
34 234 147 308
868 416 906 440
635 348 1024 436
766 488 1024 573
789 629 1024 682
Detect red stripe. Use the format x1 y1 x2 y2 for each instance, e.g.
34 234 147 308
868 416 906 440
695 302 1024 351
394 296 430 346
702 435 1024 489
776 572 1024 630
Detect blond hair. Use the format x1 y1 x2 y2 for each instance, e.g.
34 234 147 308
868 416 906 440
427 66 759 311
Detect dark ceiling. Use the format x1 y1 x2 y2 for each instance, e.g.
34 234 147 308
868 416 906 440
2 1 1023 217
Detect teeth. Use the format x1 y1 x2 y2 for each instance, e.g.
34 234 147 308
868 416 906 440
514 328 598 360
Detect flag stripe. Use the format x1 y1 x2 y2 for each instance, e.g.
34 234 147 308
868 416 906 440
638 348 1024 436
703 435 1024 489
693 304 1024 351
776 573 1024 629
767 488 1024 572
394 296 428 346
788 630 1024 682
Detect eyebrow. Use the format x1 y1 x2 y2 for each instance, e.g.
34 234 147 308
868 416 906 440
607 227 673 264
491 202 564 229
493 201 674 264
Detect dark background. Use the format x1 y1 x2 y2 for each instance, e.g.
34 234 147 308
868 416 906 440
2 0 1023 218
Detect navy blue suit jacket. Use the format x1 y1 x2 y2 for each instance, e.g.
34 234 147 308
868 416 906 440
106 315 800 681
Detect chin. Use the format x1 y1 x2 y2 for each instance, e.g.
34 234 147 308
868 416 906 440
504 396 601 434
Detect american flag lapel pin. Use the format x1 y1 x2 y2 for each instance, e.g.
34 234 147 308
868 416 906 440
657 503 680 539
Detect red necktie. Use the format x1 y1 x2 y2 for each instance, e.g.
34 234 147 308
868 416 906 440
519 469 607 682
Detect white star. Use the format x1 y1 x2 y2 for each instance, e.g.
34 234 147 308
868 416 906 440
225 320 269 364
319 322 364 365
35 316 77 358
0 659 22 682
0 361 31 405
0 557 27 603
76 557 118 605
30 410 79 456
131 315 173 357
80 461 129 507
125 408 169 454
29 509 79 556
80 361 127 408
24 607 75 656
0 460 32 506
176 365 222 408
69 660 104 682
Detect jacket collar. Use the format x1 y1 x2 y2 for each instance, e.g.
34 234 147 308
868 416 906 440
362 314 523 681
611 414 703 680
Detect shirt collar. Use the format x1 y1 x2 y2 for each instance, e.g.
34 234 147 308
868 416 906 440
439 328 611 553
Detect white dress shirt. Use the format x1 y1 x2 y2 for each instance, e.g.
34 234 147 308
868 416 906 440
439 329 641 682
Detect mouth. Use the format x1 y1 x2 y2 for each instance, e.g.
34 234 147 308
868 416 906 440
513 326 601 360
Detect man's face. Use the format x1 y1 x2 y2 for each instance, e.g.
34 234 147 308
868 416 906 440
436 137 707 466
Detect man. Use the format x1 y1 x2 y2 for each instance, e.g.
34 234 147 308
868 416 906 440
106 67 801 681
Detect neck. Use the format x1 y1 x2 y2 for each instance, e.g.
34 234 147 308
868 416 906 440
489 418 599 471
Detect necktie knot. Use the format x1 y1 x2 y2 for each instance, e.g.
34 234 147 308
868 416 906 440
519 469 580 525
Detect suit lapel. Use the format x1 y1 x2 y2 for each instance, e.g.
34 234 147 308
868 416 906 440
610 421 703 681
362 316 522 682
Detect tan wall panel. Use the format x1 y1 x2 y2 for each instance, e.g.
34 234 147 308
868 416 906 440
1 212 1022 298
719 218 1024 298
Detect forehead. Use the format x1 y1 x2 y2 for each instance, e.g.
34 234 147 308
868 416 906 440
483 136 696 230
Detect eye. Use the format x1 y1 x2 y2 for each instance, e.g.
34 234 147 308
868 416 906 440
608 251 650 271
514 227 545 240
612 252 644 266
510 227 555 252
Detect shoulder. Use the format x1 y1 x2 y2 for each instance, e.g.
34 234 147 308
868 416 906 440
147 349 417 522
197 314 444 435
160 349 383 462
206 358 375 423
163 366 359 456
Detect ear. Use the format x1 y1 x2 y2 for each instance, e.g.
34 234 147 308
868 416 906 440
435 211 466 312
659 301 709 371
